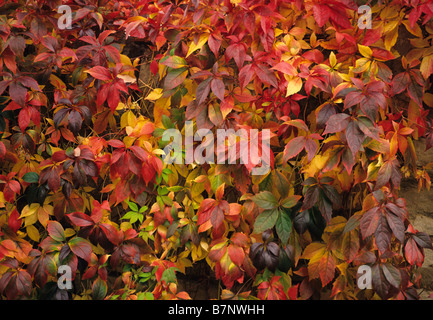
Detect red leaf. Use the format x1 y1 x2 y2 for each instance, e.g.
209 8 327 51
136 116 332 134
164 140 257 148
254 63 278 88
66 212 95 227
405 237 424 267
19 76 40 91
312 4 330 27
323 113 350 134
344 91 363 109
9 81 27 106
18 108 30 131
258 276 287 300
0 141 5 159
210 204 225 231
208 34 221 57
360 207 380 239
41 167 61 191
7 180 21 195
374 214 391 254
47 220 65 242
407 81 424 107
129 146 147 162
239 64 254 90
107 139 125 149
391 72 410 95
86 66 112 81
8 209 21 233
272 61 297 76
195 77 211 106
211 78 225 101
228 245 245 266
106 85 120 112
163 67 188 91
225 42 247 69
103 45 121 64
319 252 335 286
69 237 92 262
283 136 306 162
15 270 32 296
150 60 159 75
375 159 400 190
305 139 318 161
99 223 120 246
345 121 364 156
302 186 320 211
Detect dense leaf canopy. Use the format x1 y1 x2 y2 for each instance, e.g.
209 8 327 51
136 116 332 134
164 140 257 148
0 0 433 300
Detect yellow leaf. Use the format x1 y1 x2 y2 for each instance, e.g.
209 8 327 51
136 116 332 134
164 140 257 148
420 54 433 80
285 76 303 96
152 148 165 155
116 102 126 111
358 44 372 59
384 27 399 51
402 20 422 37
120 54 133 66
384 19 399 33
121 110 137 129
275 28 283 38
337 170 353 192
424 92 433 108
145 88 163 101
49 74 67 91
324 216 347 234
186 33 210 58
133 57 140 68
302 154 330 177
153 96 171 128
19 203 39 219
64 228 76 238
26 225 40 242
91 243 106 255
0 192 5 207
302 242 326 260
390 133 398 156
352 58 371 73
329 51 337 67
380 6 399 20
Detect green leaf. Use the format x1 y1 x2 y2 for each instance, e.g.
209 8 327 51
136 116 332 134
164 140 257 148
157 186 169 196
254 208 279 233
168 186 183 192
252 191 278 210
137 291 154 300
92 278 108 300
161 195 173 206
130 212 139 224
161 267 179 284
276 210 292 245
22 172 39 184
144 292 154 300
121 211 133 220
161 114 174 129
126 200 138 212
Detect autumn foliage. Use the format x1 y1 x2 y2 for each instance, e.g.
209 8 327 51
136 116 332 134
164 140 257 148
1 0 433 300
